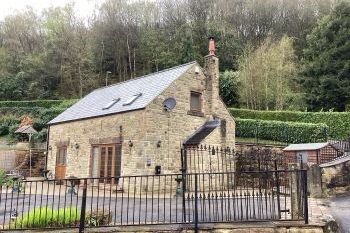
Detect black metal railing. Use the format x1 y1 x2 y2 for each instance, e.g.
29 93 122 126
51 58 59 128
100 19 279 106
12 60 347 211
0 170 308 231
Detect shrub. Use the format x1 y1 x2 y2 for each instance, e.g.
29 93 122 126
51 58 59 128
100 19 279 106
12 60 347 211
230 108 350 138
85 210 112 226
0 124 9 136
11 207 80 229
0 116 20 137
0 169 14 187
236 118 328 144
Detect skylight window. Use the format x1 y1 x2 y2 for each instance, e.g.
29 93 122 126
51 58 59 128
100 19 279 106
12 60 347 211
102 98 120 110
123 93 142 106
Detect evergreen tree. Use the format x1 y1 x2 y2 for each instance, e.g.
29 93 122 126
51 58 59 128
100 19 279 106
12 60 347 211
301 1 350 111
180 31 195 63
219 71 240 107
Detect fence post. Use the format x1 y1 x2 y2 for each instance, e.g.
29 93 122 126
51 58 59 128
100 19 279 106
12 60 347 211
303 170 309 224
79 179 87 233
194 174 199 233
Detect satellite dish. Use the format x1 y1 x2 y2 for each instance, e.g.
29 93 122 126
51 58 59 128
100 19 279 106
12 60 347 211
163 98 176 111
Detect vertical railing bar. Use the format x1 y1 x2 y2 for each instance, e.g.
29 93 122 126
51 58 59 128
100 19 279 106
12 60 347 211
20 181 27 229
181 148 187 223
79 179 87 233
108 178 112 226
2 184 9 229
139 176 142 225
303 170 309 224
120 177 125 225
51 180 56 228
145 176 148 224
132 177 136 224
44 180 50 227
14 179 20 229
274 161 281 219
194 174 198 233
157 175 160 223
169 175 173 224
114 177 118 226
126 177 130 224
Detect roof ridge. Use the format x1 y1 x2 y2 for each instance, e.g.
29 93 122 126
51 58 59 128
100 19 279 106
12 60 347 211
94 61 197 92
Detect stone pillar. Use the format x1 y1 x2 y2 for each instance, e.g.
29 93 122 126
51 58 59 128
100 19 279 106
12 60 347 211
288 163 303 219
307 164 323 198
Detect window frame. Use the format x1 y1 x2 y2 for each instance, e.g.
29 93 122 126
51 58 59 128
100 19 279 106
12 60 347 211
56 146 67 165
190 91 203 112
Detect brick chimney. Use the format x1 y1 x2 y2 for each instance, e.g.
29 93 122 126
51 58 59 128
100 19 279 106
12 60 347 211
204 37 219 113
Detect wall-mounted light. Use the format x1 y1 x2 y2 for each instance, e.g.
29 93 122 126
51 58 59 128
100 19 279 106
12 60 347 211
48 145 52 151
157 140 161 148
74 143 79 150
128 140 133 147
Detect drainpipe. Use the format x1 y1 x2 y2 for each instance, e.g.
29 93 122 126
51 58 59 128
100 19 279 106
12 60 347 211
45 125 50 170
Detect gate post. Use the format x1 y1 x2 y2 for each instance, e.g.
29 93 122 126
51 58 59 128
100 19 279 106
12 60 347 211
79 179 87 233
289 164 303 220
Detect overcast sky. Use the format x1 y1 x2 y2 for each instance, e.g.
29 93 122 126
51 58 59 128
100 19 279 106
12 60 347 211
0 0 105 20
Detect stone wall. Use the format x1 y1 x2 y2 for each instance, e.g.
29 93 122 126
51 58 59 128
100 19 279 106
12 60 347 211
320 157 350 195
47 62 235 178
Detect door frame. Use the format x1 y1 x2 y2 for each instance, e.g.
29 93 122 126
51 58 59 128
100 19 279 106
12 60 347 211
90 143 122 184
55 146 67 179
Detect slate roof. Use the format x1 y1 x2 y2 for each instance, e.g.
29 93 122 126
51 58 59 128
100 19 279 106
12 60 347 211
183 119 221 145
48 61 196 125
283 142 329 151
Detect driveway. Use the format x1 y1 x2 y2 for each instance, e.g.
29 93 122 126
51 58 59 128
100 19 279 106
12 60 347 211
327 192 350 233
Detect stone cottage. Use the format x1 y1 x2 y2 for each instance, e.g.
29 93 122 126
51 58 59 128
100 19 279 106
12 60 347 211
46 38 235 180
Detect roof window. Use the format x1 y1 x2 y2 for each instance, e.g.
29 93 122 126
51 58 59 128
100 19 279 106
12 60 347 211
102 98 120 110
123 93 142 106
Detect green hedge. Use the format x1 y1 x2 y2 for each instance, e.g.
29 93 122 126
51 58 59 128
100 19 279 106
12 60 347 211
236 118 328 144
230 108 350 138
0 99 78 108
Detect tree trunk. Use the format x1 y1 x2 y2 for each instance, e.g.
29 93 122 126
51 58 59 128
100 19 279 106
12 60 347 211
133 47 136 78
78 60 82 98
127 34 132 79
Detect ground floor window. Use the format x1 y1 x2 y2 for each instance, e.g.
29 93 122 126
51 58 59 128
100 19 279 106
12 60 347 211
90 144 122 183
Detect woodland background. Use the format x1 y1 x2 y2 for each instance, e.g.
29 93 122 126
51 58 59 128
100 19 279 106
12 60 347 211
0 0 349 112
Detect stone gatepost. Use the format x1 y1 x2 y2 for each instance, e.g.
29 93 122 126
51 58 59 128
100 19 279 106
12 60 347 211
307 164 323 198
288 163 303 219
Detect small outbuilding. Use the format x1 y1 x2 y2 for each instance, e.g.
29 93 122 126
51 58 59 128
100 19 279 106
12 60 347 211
283 142 342 164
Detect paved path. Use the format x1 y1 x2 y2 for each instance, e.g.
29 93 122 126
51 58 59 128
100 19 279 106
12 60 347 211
328 193 350 233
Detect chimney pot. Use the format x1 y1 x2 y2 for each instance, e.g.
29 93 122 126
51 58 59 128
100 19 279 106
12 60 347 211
208 36 215 55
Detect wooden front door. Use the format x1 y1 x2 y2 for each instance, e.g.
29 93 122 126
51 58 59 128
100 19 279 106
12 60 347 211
91 144 122 184
55 146 67 179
